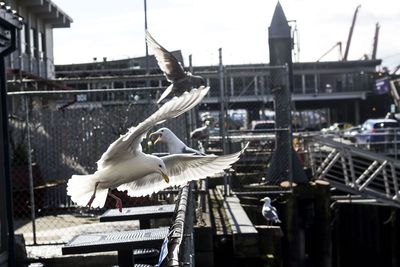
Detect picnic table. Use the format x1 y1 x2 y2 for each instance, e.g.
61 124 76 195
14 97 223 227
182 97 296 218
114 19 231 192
99 204 176 229
62 227 169 267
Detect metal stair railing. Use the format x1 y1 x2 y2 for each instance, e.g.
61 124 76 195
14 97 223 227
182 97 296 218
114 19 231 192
309 136 400 208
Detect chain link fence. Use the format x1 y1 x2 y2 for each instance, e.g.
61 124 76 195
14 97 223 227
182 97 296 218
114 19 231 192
9 89 188 245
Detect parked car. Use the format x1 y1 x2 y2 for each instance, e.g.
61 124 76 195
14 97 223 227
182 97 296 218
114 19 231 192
248 120 276 151
250 120 276 131
321 122 352 135
354 119 400 150
342 125 362 142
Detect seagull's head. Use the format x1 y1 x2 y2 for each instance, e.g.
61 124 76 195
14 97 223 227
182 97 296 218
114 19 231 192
149 127 174 145
260 197 271 205
155 158 169 184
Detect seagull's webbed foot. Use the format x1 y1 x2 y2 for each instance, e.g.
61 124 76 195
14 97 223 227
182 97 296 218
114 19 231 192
86 182 99 209
108 189 123 213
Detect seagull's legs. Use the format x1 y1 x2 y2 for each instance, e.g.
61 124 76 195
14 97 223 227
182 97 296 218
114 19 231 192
108 189 123 212
86 182 100 209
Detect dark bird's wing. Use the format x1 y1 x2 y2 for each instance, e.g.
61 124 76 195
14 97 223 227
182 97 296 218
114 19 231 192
96 86 210 170
146 30 186 83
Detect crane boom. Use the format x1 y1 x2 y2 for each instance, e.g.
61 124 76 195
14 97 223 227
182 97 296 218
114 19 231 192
317 42 342 62
371 22 380 60
343 5 361 61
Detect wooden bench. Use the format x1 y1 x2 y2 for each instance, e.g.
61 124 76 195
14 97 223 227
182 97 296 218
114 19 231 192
62 227 169 267
99 204 175 229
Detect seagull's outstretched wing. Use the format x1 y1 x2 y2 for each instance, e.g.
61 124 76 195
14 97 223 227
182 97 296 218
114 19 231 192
97 86 210 170
117 145 247 197
117 172 167 197
164 143 248 187
145 30 186 82
182 146 205 155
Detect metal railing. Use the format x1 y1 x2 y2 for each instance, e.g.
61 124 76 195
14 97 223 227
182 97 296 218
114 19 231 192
309 136 400 208
160 183 195 267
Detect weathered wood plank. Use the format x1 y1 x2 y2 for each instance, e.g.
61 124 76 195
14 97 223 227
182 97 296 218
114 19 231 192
222 191 258 258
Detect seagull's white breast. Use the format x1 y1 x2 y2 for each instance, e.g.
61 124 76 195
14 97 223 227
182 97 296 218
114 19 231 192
95 153 157 189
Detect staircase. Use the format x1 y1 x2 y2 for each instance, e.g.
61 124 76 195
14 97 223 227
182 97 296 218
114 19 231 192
309 137 400 208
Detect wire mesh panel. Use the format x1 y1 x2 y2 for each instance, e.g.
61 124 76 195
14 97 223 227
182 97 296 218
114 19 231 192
9 90 187 245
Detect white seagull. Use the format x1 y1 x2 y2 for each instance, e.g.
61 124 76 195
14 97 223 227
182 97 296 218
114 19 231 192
146 31 206 104
67 86 209 212
149 127 205 155
261 196 281 225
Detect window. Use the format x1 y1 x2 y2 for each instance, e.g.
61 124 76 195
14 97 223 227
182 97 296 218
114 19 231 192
293 75 302 93
305 74 315 93
29 28 38 57
38 32 45 60
19 24 26 53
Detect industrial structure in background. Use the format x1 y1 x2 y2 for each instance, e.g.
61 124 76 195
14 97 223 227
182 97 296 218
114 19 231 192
3 1 395 130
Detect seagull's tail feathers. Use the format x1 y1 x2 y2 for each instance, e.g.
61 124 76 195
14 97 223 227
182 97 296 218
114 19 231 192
157 84 174 104
67 174 108 208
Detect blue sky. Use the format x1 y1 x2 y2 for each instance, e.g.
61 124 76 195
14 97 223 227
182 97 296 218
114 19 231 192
52 0 400 70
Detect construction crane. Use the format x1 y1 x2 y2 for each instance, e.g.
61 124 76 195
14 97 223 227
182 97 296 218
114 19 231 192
371 22 380 60
343 5 361 61
317 42 342 62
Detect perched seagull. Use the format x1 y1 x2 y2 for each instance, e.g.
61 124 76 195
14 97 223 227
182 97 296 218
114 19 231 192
149 127 205 155
190 120 211 141
146 31 206 104
261 197 281 225
67 86 209 212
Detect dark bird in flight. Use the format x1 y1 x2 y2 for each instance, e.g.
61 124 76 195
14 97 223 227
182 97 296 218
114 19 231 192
146 31 206 104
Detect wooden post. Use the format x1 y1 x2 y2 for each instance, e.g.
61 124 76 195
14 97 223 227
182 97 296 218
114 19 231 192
281 189 303 267
312 180 332 267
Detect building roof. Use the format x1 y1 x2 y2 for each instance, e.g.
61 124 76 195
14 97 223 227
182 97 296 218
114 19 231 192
16 0 73 28
55 50 184 73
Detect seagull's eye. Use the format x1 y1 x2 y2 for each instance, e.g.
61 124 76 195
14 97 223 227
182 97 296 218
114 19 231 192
161 130 164 132
158 164 162 168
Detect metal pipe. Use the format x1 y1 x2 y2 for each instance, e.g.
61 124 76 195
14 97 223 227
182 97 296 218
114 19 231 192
7 86 166 95
144 0 149 80
25 96 36 244
218 48 228 196
232 190 293 196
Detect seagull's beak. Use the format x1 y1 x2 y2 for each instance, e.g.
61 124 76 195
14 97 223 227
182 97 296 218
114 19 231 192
149 132 162 145
161 171 169 183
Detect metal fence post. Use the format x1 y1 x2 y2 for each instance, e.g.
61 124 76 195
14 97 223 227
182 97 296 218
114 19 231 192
218 48 229 196
25 95 36 245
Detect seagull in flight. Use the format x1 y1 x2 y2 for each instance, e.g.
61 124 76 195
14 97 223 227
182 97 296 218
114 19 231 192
149 127 205 155
261 196 281 225
146 30 206 104
67 86 209 212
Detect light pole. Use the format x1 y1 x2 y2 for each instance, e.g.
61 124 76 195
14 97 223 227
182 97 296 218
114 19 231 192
144 0 149 85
